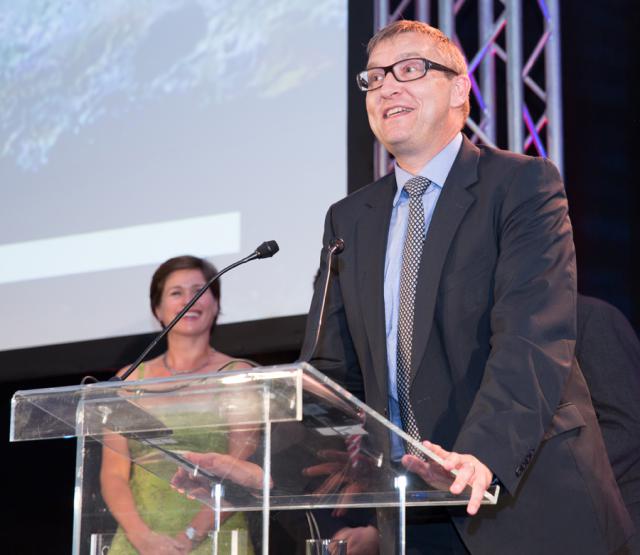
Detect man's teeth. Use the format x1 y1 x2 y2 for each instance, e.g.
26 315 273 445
385 107 411 118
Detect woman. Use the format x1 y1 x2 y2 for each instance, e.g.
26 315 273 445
100 255 255 554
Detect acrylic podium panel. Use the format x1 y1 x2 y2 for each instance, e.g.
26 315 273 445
11 363 498 554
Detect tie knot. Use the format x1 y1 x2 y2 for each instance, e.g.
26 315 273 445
403 176 431 198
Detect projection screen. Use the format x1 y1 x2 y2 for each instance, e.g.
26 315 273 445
0 0 347 351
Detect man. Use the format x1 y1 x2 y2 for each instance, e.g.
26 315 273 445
302 20 632 554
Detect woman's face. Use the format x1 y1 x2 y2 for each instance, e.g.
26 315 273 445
154 268 218 336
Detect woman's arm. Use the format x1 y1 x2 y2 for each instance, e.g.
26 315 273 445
228 427 259 461
100 433 185 554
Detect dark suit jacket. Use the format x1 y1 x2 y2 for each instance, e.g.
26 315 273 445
577 295 640 552
303 136 632 554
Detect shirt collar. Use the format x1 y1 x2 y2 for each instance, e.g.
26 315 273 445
392 132 463 206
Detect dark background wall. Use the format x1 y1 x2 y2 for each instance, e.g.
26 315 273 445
561 2 639 324
1 2 638 552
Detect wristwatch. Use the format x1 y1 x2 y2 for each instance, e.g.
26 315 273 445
185 526 198 543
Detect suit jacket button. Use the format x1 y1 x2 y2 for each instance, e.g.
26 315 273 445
515 464 524 477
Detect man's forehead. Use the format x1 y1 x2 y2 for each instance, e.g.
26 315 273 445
367 34 437 66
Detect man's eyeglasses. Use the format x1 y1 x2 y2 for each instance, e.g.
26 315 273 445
356 57 458 92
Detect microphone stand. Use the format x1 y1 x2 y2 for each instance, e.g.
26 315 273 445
113 241 279 382
301 238 344 362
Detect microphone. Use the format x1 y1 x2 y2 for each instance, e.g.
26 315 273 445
112 240 279 381
254 240 279 259
301 238 345 362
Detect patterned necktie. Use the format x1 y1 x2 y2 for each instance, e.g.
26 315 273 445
397 176 431 457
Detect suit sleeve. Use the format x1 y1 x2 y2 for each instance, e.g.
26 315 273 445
300 205 365 401
453 157 577 495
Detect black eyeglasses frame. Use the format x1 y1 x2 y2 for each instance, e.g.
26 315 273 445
356 57 459 92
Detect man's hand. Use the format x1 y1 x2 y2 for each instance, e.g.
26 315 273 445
402 440 493 515
332 525 379 555
303 446 372 517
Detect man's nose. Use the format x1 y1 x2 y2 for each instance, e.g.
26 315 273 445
379 70 400 96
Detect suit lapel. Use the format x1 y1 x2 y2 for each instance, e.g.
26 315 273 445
355 173 396 398
410 137 480 378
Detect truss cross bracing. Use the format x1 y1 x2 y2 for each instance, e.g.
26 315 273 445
372 0 563 179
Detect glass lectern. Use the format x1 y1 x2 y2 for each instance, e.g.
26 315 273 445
10 363 498 554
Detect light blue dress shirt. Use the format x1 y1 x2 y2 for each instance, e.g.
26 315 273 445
384 132 463 460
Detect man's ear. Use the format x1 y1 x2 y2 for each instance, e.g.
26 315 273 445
450 73 471 109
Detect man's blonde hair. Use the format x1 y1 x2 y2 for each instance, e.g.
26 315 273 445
367 20 470 122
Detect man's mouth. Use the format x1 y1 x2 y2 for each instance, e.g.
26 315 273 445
384 106 413 119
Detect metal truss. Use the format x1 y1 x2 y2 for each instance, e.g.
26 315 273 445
372 0 563 179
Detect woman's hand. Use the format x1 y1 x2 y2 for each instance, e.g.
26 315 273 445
173 531 195 553
129 529 190 555
171 451 271 495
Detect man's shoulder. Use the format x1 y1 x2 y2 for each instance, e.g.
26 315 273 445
331 173 396 212
475 141 544 169
471 141 562 189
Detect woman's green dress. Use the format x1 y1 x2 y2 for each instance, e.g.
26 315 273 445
107 364 254 554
